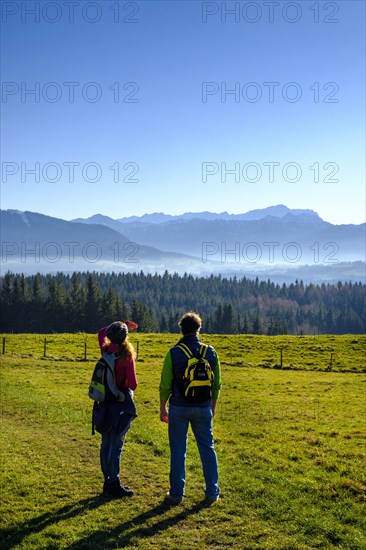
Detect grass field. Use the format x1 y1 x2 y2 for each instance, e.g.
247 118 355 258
1 334 365 549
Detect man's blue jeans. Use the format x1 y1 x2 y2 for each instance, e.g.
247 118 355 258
168 404 220 500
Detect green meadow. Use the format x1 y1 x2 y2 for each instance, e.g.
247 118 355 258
1 334 365 549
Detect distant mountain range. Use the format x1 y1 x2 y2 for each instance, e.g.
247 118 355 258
71 205 364 262
73 205 321 225
1 206 365 283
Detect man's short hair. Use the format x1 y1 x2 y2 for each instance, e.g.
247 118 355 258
178 312 202 335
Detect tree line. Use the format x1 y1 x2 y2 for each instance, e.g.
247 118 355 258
1 271 365 335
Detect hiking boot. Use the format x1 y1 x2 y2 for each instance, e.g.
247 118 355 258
164 492 183 505
204 495 220 506
120 484 134 496
104 481 134 498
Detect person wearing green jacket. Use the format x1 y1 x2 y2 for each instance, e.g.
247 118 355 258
160 311 222 505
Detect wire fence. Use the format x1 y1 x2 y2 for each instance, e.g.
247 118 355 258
0 333 141 361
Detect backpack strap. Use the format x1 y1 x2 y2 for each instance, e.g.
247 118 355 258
101 352 121 400
102 352 116 368
176 343 193 358
176 343 209 360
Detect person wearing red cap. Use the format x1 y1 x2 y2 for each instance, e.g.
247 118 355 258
97 320 138 498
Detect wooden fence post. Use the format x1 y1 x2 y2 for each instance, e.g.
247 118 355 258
328 353 333 371
44 338 47 358
84 342 87 361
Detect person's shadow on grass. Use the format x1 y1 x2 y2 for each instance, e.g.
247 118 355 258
68 498 211 549
0 495 211 549
0 495 107 550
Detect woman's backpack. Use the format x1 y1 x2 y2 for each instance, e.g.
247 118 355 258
88 353 128 435
88 353 121 402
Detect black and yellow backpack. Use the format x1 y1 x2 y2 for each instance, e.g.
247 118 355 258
176 343 214 403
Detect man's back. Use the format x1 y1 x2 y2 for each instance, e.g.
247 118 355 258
168 334 220 407
159 312 221 505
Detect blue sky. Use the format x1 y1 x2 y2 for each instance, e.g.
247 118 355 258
1 0 365 224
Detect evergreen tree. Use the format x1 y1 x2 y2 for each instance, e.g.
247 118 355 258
242 314 249 334
1 272 14 332
221 303 235 333
252 314 263 335
160 313 168 332
69 272 86 331
0 270 365 335
214 304 223 333
115 296 130 322
102 287 118 325
30 274 45 331
46 275 67 331
84 273 103 332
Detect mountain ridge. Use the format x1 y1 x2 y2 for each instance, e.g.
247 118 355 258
72 204 323 225
1 208 365 281
69 210 363 260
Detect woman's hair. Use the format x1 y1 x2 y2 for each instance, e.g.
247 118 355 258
118 338 136 359
102 337 136 359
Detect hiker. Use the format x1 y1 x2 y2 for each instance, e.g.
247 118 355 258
159 311 222 505
97 320 138 498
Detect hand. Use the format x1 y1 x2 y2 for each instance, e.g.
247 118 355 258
211 400 217 417
160 402 169 423
160 411 169 423
160 400 169 423
124 320 138 330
